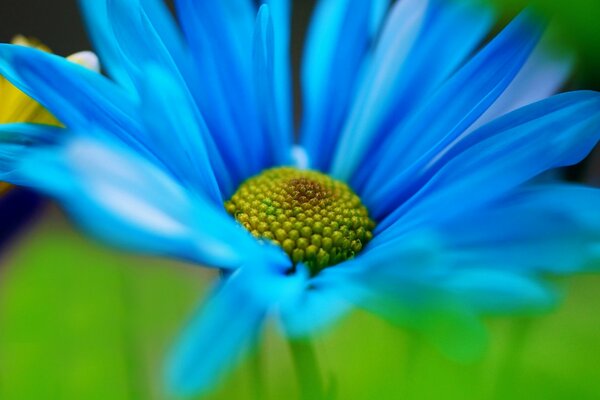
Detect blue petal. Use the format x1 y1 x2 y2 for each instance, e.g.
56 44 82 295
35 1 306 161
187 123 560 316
467 34 573 132
362 11 542 211
376 91 600 234
175 0 268 179
261 0 294 145
0 44 151 156
167 263 307 395
279 271 353 338
443 270 557 314
330 0 494 181
324 233 489 361
139 65 229 203
105 0 191 87
300 0 390 170
0 132 268 268
440 184 600 275
0 123 64 184
253 5 292 166
78 0 136 90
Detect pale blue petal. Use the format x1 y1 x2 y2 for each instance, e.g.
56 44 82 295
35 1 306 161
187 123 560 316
279 271 353 338
300 0 390 170
376 91 600 234
441 184 600 274
363 11 542 210
331 0 494 181
2 133 265 268
443 270 557 314
167 263 307 395
323 233 488 361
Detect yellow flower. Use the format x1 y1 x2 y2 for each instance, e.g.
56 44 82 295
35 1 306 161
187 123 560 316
0 36 99 194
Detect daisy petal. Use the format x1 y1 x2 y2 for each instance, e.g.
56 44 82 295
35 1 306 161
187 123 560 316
364 11 542 208
175 0 269 179
166 273 266 396
0 123 63 184
0 132 262 268
167 264 306 395
253 5 292 166
106 0 190 87
377 90 600 232
0 44 149 154
331 0 494 180
140 65 229 203
443 270 557 314
441 184 600 275
78 0 136 90
328 0 428 178
280 274 353 338
467 35 573 132
300 0 390 170
261 0 294 144
328 233 489 361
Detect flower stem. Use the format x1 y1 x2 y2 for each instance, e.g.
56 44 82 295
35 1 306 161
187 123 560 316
249 343 265 400
493 317 534 399
288 338 326 400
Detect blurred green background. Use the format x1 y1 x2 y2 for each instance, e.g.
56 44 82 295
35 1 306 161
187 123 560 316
2 209 600 400
1 0 600 399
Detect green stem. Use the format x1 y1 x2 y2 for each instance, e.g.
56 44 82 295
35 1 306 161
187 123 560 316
493 317 534 400
249 343 265 400
288 338 326 400
402 331 423 400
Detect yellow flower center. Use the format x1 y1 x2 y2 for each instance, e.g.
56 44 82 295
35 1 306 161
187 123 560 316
225 167 375 274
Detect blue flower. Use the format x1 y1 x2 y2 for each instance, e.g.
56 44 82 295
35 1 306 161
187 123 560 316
0 0 599 396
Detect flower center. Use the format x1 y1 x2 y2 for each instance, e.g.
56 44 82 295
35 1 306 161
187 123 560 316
225 167 375 275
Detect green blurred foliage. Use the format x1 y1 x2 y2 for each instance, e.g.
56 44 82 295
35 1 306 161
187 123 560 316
1 211 600 399
491 0 600 88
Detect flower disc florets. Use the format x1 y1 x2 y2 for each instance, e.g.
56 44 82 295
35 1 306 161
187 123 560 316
225 167 375 274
